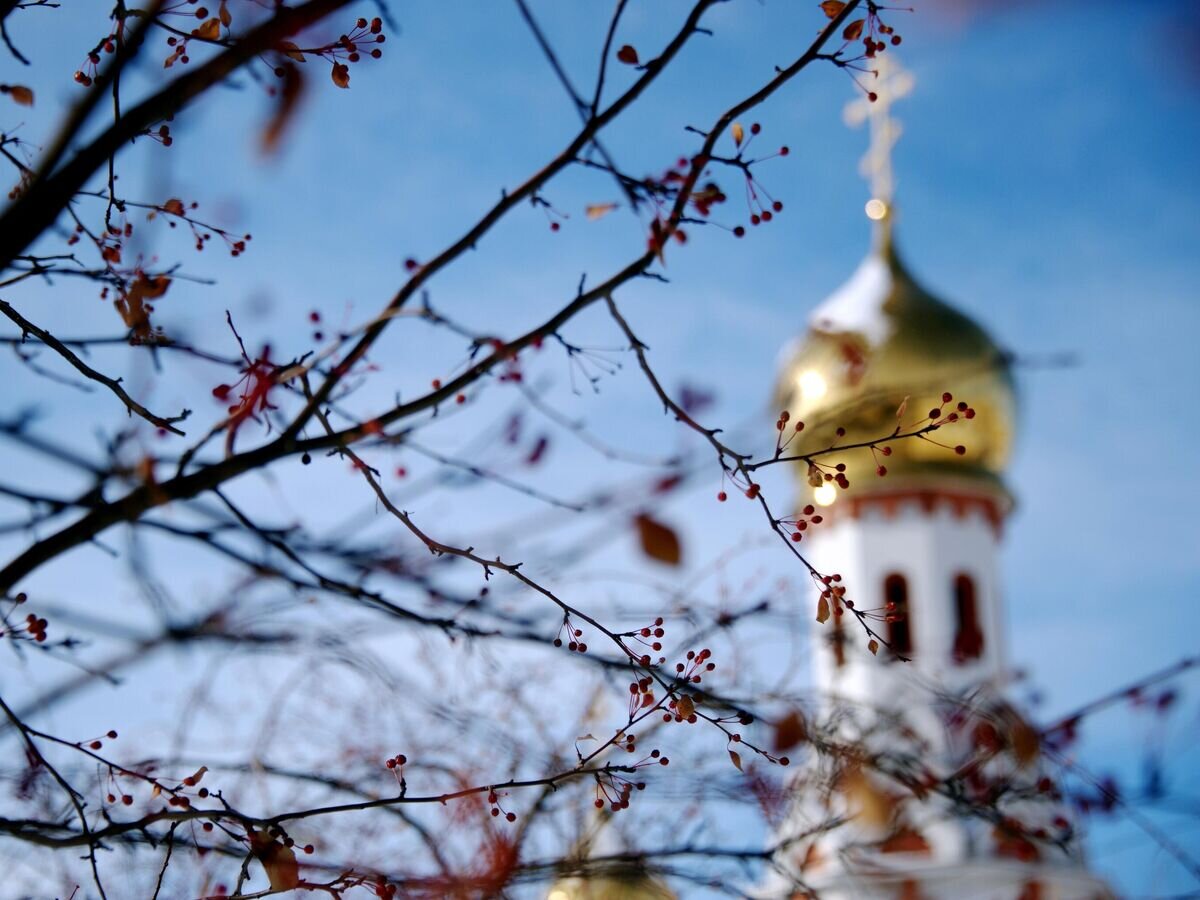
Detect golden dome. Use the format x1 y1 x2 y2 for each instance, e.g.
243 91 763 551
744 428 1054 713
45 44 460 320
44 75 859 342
775 232 1016 505
546 871 675 900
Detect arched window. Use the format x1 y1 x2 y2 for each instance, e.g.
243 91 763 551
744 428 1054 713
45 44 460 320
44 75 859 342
884 573 913 657
952 573 984 663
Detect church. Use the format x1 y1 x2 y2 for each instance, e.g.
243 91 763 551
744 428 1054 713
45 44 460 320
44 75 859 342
549 57 1112 900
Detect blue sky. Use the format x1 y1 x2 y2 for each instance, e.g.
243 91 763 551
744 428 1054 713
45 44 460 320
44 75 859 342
2 0 1199 895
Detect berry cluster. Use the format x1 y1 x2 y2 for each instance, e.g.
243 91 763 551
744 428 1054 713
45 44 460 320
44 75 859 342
552 614 588 654
24 611 48 643
672 647 715 685
153 197 251 256
592 767 647 812
626 677 656 718
626 616 666 667
486 788 518 822
782 503 825 544
73 18 122 87
383 752 407 788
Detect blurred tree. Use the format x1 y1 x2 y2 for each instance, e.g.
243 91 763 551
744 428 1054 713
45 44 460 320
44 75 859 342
0 2 1194 898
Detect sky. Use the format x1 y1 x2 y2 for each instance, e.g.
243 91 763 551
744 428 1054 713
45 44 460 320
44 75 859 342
2 0 1199 896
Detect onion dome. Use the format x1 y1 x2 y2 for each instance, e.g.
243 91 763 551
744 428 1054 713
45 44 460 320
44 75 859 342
546 813 676 900
546 870 675 900
775 230 1016 507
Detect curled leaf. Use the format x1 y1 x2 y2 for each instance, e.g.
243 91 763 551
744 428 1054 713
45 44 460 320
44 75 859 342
182 765 208 787
218 0 232 26
331 62 350 89
585 202 618 221
732 122 744 146
278 40 306 62
634 513 682 566
676 695 695 719
820 0 846 17
868 639 879 655
895 394 909 420
162 198 186 217
816 595 830 624
194 17 220 41
616 44 639 65
729 749 743 772
842 18 865 41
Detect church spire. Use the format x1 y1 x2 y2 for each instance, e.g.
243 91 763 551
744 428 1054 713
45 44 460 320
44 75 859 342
842 54 914 248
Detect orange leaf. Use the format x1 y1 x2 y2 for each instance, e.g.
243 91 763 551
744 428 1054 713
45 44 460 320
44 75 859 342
278 40 306 63
252 834 300 891
841 767 894 827
182 765 208 787
585 202 618 221
676 695 695 719
261 63 306 153
1009 715 1040 768
732 122 744 146
816 595 830 624
868 638 879 655
729 749 743 772
820 0 846 17
773 709 808 752
163 198 185 216
3 85 34 106
331 62 350 89
842 18 865 41
634 513 681 566
895 394 909 420
218 0 231 26
194 17 220 41
616 44 639 65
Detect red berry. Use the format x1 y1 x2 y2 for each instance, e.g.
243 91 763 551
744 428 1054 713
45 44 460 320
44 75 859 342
717 491 727 502
772 201 783 212
733 226 745 238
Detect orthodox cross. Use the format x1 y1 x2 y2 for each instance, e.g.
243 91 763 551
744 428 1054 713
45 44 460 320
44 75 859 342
843 55 915 220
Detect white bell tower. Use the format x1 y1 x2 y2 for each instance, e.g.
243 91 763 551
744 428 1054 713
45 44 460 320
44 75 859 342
764 57 1112 900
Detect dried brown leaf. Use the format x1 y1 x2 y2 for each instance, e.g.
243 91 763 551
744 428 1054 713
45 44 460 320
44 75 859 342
842 18 865 41
278 40 306 63
4 85 34 107
634 513 681 566
616 44 639 65
820 0 847 18
773 709 808 752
